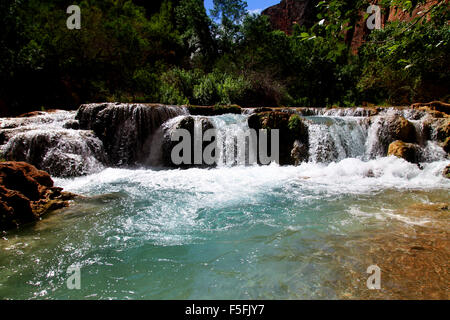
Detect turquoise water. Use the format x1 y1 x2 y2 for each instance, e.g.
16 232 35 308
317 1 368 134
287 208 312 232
1 159 449 299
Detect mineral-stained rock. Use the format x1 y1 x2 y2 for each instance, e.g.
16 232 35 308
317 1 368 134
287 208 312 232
388 140 420 163
0 161 76 231
261 0 317 35
248 111 309 165
370 115 417 157
412 101 450 115
423 117 450 143
390 117 417 143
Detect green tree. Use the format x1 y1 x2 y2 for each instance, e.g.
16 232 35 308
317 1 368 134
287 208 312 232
211 0 248 53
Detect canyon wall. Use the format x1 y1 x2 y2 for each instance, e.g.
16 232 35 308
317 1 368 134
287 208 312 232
261 0 439 52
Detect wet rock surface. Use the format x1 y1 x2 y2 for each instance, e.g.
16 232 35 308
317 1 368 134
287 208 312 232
0 110 107 177
162 116 215 168
248 111 309 165
388 140 420 164
76 103 187 166
0 161 75 231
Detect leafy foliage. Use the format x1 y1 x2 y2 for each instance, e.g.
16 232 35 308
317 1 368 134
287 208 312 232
0 0 448 116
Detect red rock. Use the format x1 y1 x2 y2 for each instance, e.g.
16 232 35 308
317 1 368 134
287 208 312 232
261 0 316 35
261 0 438 53
0 161 75 231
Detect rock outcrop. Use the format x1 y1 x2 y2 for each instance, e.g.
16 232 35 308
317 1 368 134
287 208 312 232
0 162 75 231
162 116 215 168
388 140 420 163
412 101 450 115
0 110 107 177
262 0 438 53
261 0 317 35
76 103 187 166
346 1 438 53
248 111 309 165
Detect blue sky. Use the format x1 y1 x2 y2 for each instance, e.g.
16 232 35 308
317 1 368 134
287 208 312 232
204 0 280 16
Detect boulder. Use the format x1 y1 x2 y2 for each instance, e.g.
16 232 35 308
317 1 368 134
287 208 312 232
76 103 186 166
63 119 80 130
371 115 417 157
388 140 420 163
423 117 449 143
162 116 215 168
390 116 417 143
444 164 450 179
0 161 75 231
248 112 309 165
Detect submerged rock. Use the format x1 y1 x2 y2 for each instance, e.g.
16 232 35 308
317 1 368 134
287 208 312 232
248 112 309 165
0 162 75 231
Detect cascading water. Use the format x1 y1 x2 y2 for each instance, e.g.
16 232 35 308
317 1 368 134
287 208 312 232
2 105 447 175
0 105 448 299
210 114 255 166
0 111 107 177
76 103 188 166
302 107 448 163
306 116 370 163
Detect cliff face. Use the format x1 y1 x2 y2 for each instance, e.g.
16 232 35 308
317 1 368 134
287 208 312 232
261 0 318 34
262 0 438 52
349 0 438 53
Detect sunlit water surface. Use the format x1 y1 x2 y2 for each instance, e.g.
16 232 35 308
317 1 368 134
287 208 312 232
0 158 449 299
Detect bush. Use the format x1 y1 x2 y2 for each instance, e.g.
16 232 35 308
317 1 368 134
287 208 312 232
357 21 450 105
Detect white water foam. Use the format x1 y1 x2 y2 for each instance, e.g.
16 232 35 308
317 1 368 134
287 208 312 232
56 157 450 198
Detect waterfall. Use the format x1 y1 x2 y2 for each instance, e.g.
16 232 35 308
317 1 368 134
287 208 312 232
305 108 447 163
0 105 447 176
159 114 255 167
0 104 189 176
210 114 254 166
307 116 370 163
0 111 107 177
76 103 188 166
